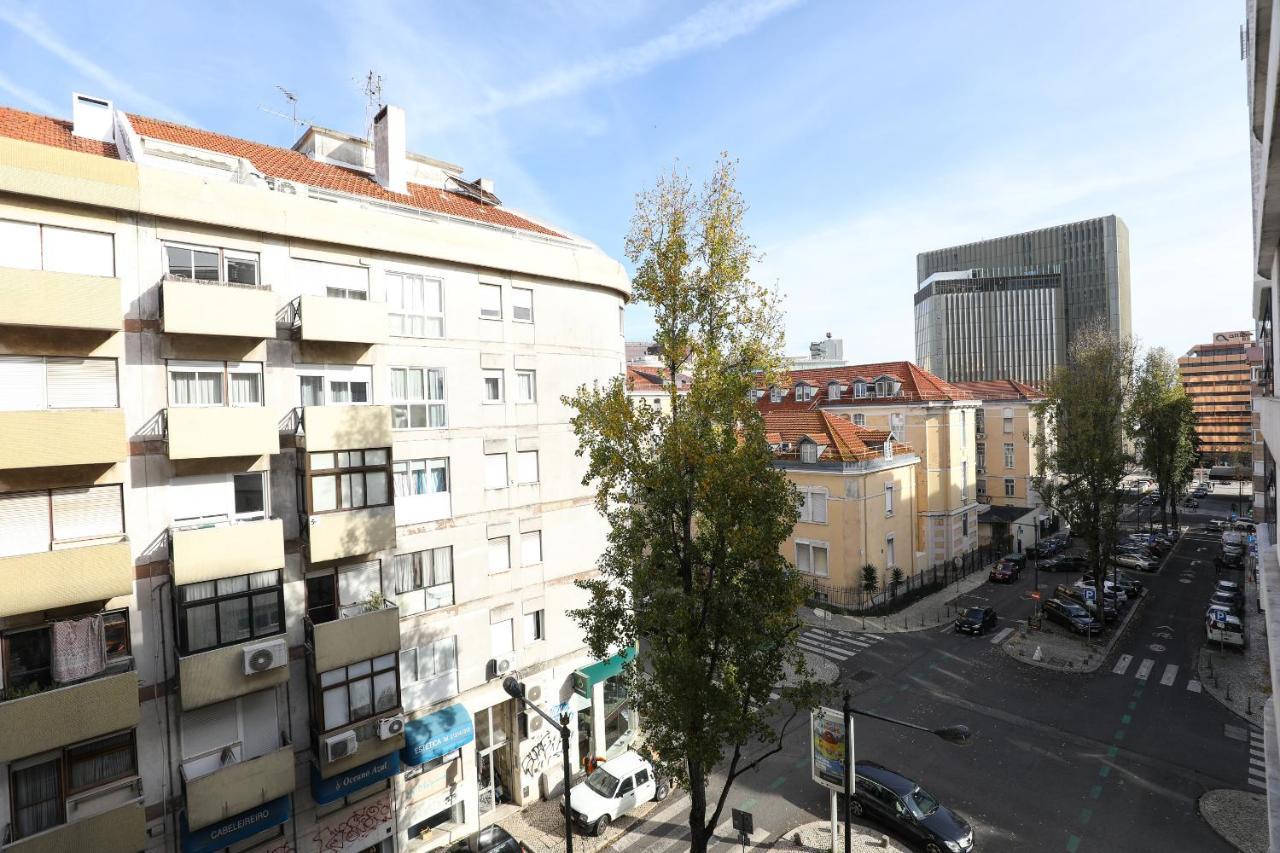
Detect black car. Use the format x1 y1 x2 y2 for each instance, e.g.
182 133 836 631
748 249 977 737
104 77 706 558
851 761 974 853
1041 554 1087 572
1043 598 1103 635
955 606 997 636
447 826 529 853
989 560 1021 583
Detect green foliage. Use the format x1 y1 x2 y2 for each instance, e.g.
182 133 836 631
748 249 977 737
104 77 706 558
889 566 904 594
1128 348 1198 532
564 156 824 852
861 564 880 597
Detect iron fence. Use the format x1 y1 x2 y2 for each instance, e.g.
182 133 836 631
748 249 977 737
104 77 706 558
802 543 1005 614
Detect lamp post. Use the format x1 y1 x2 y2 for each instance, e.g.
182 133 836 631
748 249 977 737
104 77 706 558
503 676 574 853
841 691 971 853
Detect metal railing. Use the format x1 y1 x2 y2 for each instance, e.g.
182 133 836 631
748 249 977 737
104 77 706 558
802 544 1003 613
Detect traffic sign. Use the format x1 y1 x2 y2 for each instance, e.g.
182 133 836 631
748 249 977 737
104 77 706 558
732 808 754 836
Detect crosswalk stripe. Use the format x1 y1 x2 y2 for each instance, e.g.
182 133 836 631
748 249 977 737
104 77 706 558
805 629 874 649
863 634 884 641
1159 664 1179 686
1134 659 1155 681
611 796 691 852
1249 778 1267 789
805 632 869 650
797 640 848 660
1112 654 1133 675
1250 757 1266 768
990 627 1014 644
1186 679 1202 693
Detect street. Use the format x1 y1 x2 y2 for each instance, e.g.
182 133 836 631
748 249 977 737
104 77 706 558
611 487 1259 852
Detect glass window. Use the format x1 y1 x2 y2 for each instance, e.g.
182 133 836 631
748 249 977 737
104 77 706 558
485 454 508 489
516 451 539 484
515 370 536 403
386 272 443 338
521 530 542 566
1004 443 1015 469
176 571 283 655
391 367 447 428
102 610 130 662
11 759 62 839
393 458 449 497
512 287 533 322
233 473 267 520
799 491 826 523
490 619 513 655
479 284 502 319
885 484 894 515
800 443 818 464
393 547 454 614
167 361 263 407
796 542 829 577
308 449 392 514
1004 479 1016 497
483 370 504 403
488 537 510 573
853 413 865 426
164 243 258 285
318 654 399 731
524 609 545 643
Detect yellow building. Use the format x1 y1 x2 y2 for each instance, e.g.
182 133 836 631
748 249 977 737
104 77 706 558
951 380 1045 508
764 411 920 594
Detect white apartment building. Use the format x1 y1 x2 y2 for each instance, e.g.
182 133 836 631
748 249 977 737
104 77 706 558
0 94 632 853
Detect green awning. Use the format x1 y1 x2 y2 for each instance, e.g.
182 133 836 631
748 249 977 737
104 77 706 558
572 646 637 697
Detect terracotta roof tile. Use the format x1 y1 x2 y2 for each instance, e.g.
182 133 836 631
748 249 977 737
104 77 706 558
626 365 692 393
762 410 914 463
757 360 968 414
950 379 1046 401
0 106 118 158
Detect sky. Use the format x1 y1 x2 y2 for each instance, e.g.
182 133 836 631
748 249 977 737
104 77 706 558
0 1 1253 362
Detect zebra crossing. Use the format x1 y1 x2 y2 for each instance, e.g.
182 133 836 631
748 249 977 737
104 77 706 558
1110 654 1202 693
796 627 883 662
1249 729 1267 791
609 792 773 852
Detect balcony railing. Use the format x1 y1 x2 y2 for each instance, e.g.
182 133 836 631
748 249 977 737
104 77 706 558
181 736 294 832
0 666 139 763
160 275 277 339
290 295 387 345
304 602 400 674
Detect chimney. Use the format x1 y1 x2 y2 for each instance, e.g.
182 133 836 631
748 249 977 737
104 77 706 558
72 93 115 143
373 105 408 194
478 177 495 195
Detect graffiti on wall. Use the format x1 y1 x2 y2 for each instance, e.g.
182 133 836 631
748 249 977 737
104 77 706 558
310 794 393 853
521 730 561 778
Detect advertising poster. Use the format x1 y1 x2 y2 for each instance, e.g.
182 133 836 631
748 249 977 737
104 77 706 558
810 706 847 790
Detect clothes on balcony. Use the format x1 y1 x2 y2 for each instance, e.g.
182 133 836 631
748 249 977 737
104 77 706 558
51 614 105 683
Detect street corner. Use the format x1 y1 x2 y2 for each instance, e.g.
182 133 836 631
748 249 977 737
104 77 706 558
1002 624 1106 673
1198 789 1269 853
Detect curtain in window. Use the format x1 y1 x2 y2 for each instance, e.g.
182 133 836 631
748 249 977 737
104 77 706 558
393 553 421 593
391 368 407 401
50 615 105 683
171 371 222 405
229 373 261 405
409 369 425 401
300 375 324 407
69 735 133 790
432 548 453 585
12 761 60 839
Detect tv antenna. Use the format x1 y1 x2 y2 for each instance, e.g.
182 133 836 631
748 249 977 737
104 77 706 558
360 70 384 139
258 85 313 140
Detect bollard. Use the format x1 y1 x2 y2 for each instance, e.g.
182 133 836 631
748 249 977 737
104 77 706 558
1226 684 1232 702
1249 696 1253 715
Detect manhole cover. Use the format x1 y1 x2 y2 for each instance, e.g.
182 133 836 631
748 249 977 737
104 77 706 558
850 670 878 684
1149 644 1166 652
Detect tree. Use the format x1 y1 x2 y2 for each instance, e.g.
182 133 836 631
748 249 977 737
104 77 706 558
1032 323 1136 618
1128 349 1197 533
861 563 880 604
565 157 824 853
889 566 905 600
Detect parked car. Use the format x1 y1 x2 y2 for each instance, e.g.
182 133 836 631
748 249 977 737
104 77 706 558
448 827 530 853
1208 519 1228 531
1043 598 1103 635
1043 554 1088 572
1206 611 1246 648
1216 552 1245 570
563 751 667 836
850 761 974 853
1114 554 1155 572
1207 592 1244 619
1234 520 1257 533
1074 579 1127 607
989 561 1021 583
1216 579 1243 596
955 606 998 636
1084 572 1143 598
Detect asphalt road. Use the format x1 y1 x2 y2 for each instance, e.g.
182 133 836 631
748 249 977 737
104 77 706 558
617 492 1259 852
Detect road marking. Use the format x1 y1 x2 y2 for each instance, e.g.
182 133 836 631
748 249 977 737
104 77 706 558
1159 664 1179 686
990 627 1014 644
796 640 848 660
1251 757 1266 768
611 796 692 852
1134 659 1155 681
1186 679 1202 693
1252 748 1265 760
1249 778 1267 789
1112 654 1133 675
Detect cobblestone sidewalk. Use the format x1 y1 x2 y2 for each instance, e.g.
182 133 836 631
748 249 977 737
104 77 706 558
769 820 910 851
1198 789 1268 853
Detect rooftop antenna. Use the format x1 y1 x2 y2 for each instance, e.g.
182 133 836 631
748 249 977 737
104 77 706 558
361 70 384 140
257 85 313 142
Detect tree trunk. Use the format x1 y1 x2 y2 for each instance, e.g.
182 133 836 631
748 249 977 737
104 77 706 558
688 758 709 853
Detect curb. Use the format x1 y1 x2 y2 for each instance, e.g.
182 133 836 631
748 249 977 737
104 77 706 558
1001 588 1148 673
802 571 994 636
1194 651 1263 725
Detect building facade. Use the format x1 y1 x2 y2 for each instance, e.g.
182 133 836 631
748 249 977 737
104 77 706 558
757 361 981 572
763 411 919 597
950 380 1045 509
624 365 691 413
915 215 1132 384
0 95 631 853
1178 331 1255 466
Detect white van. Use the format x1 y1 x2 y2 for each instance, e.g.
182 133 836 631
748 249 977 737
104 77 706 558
1206 611 1246 648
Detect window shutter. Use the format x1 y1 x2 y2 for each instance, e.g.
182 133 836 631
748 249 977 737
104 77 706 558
338 560 381 609
0 357 45 411
0 220 41 269
46 358 117 408
41 225 114 276
51 486 122 542
0 491 51 557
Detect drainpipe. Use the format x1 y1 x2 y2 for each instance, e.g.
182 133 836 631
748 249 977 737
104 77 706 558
150 577 177 846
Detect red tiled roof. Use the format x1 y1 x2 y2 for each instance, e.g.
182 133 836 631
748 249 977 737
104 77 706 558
0 105 559 237
762 410 913 463
950 379 1045 401
627 365 692 393
0 107 118 157
757 360 968 414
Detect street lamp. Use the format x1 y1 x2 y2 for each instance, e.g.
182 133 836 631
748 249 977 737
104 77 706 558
841 691 971 853
503 676 574 852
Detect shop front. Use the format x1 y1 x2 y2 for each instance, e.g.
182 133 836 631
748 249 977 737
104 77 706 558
179 795 291 853
305 753 400 853
398 703 476 849
571 647 639 769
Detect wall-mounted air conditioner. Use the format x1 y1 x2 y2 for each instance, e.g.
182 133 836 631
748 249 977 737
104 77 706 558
378 716 405 740
243 638 288 675
324 730 357 763
487 654 518 680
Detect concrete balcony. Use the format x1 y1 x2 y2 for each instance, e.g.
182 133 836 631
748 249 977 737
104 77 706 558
170 518 284 587
182 743 295 832
307 603 400 674
161 277 277 339
305 504 395 563
0 409 126 470
2 799 144 853
0 266 121 331
177 640 290 712
295 295 387 345
0 669 139 763
0 540 133 619
301 405 393 453
166 407 280 460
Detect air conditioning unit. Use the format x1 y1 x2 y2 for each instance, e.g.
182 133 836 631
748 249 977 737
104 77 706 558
527 685 542 702
242 638 288 675
378 716 405 740
324 731 357 763
488 655 517 680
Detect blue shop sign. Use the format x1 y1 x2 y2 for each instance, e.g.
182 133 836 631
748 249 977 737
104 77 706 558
180 795 291 853
401 703 476 766
310 752 401 805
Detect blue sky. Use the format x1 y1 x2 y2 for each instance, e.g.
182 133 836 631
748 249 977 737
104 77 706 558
0 1 1251 361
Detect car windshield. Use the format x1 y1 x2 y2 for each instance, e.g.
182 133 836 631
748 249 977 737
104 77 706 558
965 608 985 620
585 768 620 798
908 787 940 818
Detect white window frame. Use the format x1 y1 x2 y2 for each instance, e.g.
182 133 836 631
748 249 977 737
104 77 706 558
885 483 894 517
795 540 829 577
1003 408 1014 434
1 218 115 276
400 635 458 707
827 382 840 400
798 489 827 524
489 537 511 574
392 458 449 497
166 360 263 408
511 287 533 323
0 356 118 411
390 367 447 429
1004 478 1016 497
479 283 503 320
484 453 508 490
296 364 372 407
524 609 545 643
393 546 454 615
515 370 537 403
769 387 782 404
385 271 444 338
800 442 819 464
854 381 867 399
516 450 539 485
1003 443 1015 469
521 530 542 566
852 413 866 426
482 369 504 404
164 241 259 287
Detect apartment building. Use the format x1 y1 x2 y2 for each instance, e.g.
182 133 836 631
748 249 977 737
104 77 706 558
757 361 980 572
1178 331 1255 466
763 411 919 596
950 380 1045 509
623 365 690 413
0 94 630 853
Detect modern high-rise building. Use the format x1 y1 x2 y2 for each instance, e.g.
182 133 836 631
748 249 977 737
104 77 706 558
914 215 1132 384
0 94 631 853
1178 331 1255 466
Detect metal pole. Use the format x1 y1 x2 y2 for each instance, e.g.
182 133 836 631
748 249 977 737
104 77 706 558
829 790 838 853
843 690 852 853
561 712 574 853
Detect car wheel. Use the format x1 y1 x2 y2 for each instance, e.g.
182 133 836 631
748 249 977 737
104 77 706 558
655 780 669 801
594 815 611 837
849 798 865 818
924 842 944 853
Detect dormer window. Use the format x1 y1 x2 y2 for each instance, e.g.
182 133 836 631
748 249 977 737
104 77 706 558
800 441 819 464
875 379 892 397
770 387 782 404
853 381 867 399
827 381 841 400
795 383 816 402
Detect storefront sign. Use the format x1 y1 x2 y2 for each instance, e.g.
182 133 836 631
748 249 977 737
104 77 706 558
571 646 637 698
400 703 475 766
180 795 291 853
308 791 393 853
310 752 401 805
810 706 847 791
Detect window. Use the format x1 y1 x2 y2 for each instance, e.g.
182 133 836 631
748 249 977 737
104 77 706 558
0 219 114 276
176 570 283 655
795 384 813 402
976 443 986 469
885 483 894 516
883 440 893 461
854 381 867 398
305 560 382 624
165 243 258 286
9 732 137 840
0 486 124 558
977 479 987 497
1003 443 1016 469
391 367 447 428
875 379 892 397
961 461 968 502
393 458 448 498
170 473 268 527
795 542 829 577
306 449 391 513
319 653 399 731
1004 479 1016 497
400 636 458 706
852 413 866 426
975 409 985 434
798 490 827 523
962 513 969 537
488 537 510 573
490 619 514 655
886 535 896 568
0 356 118 411
889 413 905 442
386 272 444 337
800 442 819 464
1003 408 1014 433
769 387 782 404
521 530 542 565
485 454 508 489
827 382 841 400
483 370 504 403
102 610 130 663
516 451 539 484
167 361 262 407
233 472 267 520
393 547 453 615
524 609 545 643
512 287 533 323
296 364 371 406
516 370 537 403
295 259 367 301
479 284 503 319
